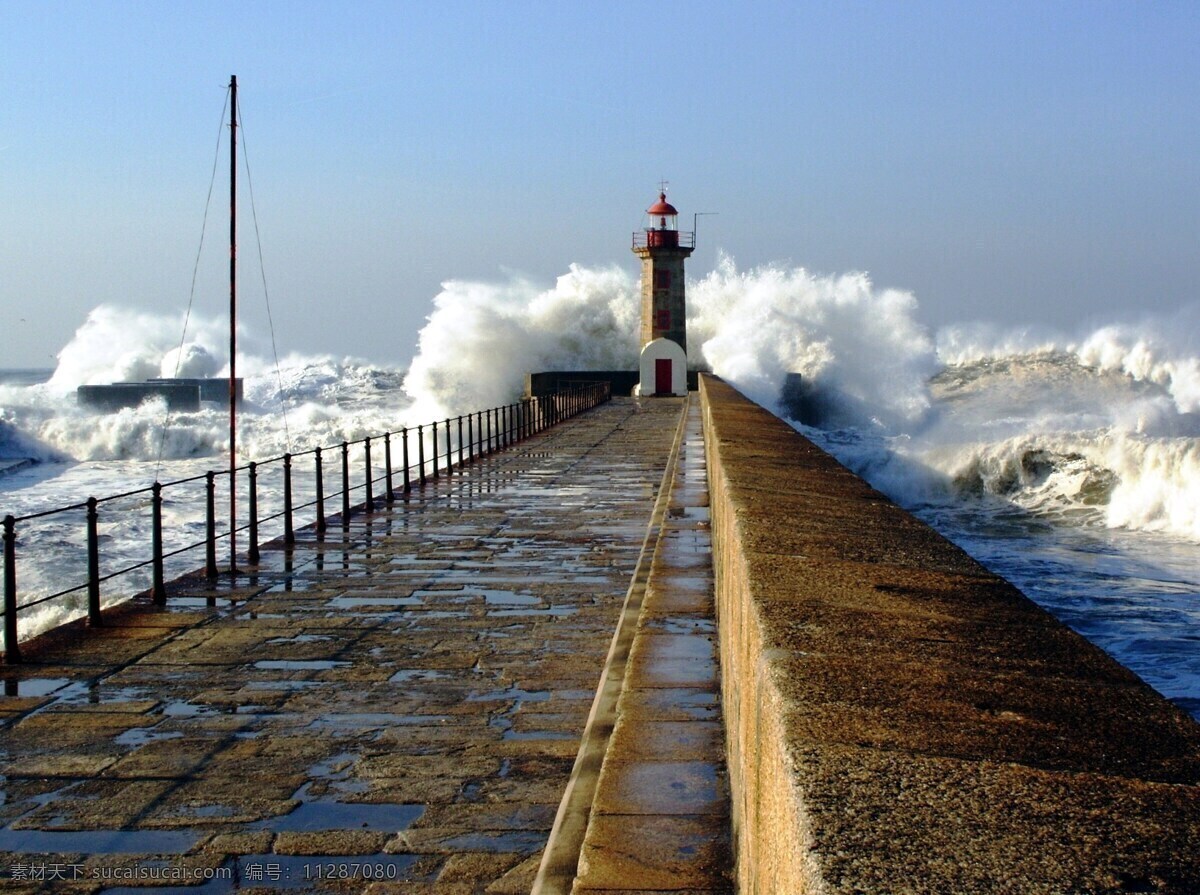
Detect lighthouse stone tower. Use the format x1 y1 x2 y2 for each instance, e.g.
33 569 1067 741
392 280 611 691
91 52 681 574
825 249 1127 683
633 190 694 397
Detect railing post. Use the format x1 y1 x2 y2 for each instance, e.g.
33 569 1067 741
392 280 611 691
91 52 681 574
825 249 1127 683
417 425 426 486
315 447 327 534
341 442 351 526
401 428 411 495
364 437 374 511
502 405 509 448
431 424 439 480
151 483 166 605
457 417 465 467
487 409 495 454
205 472 218 580
3 515 19 663
384 433 395 503
248 462 261 564
445 419 453 475
86 497 102 626
467 414 474 465
284 453 295 546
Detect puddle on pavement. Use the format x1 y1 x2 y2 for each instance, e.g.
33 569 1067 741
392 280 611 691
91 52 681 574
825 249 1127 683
1 678 70 698
388 669 450 683
308 752 356 779
56 685 153 708
640 636 717 663
479 589 540 606
252 782 424 833
302 753 370 795
650 617 717 636
115 726 184 748
265 579 319 593
162 700 219 718
0 828 197 854
258 799 422 832
253 660 349 672
165 597 242 614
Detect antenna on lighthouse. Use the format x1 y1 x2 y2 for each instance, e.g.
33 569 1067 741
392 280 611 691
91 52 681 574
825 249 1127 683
693 212 717 247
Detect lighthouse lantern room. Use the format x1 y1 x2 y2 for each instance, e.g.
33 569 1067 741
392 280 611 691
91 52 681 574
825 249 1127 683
633 188 694 397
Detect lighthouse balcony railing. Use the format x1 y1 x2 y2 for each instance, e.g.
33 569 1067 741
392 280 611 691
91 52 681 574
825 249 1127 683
632 230 695 250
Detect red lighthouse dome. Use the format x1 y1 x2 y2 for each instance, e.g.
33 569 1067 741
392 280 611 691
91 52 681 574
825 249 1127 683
647 192 678 219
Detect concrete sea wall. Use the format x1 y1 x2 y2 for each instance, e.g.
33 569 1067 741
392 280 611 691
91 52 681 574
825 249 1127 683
698 375 1200 895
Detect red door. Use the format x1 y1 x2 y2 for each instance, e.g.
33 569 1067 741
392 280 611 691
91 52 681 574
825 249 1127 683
655 359 672 396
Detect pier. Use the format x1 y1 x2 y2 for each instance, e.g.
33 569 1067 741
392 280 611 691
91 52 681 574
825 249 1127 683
1 382 1198 893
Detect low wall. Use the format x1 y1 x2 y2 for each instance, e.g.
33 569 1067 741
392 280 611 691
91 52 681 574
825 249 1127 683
525 370 701 398
698 375 1200 895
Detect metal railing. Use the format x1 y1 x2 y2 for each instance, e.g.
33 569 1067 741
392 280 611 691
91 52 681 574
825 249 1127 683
631 229 695 250
1 382 611 662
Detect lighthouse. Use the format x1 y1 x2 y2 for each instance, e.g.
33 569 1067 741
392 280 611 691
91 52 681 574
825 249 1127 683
633 188 694 397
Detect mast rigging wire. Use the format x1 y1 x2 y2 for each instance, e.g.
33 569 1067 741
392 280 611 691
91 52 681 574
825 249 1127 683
237 92 293 452
154 82 294 482
154 85 230 481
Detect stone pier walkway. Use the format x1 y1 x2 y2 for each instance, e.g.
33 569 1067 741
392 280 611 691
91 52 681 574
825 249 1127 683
0 398 691 893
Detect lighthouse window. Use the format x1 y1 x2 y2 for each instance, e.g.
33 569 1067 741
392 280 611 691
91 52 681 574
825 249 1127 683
656 309 670 330
654 270 672 290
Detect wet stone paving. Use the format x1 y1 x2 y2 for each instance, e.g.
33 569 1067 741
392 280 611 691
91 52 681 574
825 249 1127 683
0 398 685 893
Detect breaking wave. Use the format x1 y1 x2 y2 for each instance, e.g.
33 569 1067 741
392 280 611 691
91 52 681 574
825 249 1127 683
1 305 412 464
399 257 1200 543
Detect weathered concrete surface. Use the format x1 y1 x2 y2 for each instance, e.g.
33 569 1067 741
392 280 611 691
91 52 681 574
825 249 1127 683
699 375 1200 895
0 397 683 893
573 398 733 894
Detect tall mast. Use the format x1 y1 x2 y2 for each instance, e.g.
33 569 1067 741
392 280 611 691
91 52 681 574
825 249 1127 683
228 75 238 573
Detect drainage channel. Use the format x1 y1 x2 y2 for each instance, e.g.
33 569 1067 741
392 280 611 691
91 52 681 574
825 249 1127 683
533 396 734 893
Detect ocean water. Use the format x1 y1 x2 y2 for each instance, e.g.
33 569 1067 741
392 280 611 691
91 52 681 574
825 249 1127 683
2 261 1198 720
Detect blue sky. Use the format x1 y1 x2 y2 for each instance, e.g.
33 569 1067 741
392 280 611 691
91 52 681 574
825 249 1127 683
2 0 1197 369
